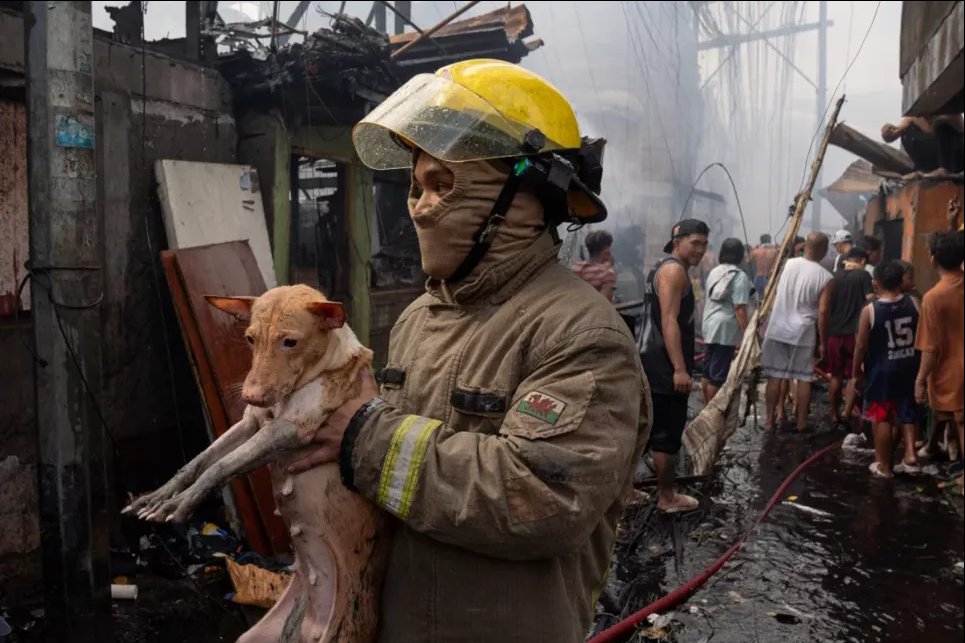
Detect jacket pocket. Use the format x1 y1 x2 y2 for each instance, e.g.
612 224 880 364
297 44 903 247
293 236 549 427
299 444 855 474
450 385 507 433
450 387 508 415
377 364 405 406
502 371 596 440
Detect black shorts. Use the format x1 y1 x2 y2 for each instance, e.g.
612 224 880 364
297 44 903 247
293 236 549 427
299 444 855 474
705 343 735 387
648 393 690 455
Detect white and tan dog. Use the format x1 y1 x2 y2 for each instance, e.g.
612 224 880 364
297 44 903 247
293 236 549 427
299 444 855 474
124 285 387 643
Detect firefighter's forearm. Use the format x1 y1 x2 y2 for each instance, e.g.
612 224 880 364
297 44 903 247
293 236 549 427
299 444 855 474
343 404 631 560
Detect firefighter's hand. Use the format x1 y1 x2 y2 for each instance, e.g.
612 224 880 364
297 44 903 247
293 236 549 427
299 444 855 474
286 370 379 473
673 369 693 395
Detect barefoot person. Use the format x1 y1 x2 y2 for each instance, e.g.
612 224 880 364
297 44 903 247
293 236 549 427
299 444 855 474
640 219 709 513
915 232 965 493
762 232 833 432
826 247 873 428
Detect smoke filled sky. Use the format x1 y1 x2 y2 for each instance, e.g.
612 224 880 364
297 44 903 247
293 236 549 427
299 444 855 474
94 1 904 242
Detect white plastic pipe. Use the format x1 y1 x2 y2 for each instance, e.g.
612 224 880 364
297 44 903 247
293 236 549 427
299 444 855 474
111 584 138 600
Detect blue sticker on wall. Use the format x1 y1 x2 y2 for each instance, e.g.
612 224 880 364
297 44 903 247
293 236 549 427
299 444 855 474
55 114 95 149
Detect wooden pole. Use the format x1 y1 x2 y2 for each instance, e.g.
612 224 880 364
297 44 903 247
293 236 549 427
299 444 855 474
390 0 480 59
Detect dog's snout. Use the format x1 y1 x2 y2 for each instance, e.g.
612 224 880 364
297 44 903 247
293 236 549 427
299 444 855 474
242 387 269 407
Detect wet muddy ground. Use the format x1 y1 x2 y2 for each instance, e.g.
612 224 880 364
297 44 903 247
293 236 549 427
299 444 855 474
4 388 962 642
595 388 965 642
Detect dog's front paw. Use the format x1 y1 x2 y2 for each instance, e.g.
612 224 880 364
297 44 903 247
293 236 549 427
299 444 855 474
125 476 190 519
144 486 205 524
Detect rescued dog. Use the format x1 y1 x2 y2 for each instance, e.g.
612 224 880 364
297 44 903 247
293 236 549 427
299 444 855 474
123 285 387 642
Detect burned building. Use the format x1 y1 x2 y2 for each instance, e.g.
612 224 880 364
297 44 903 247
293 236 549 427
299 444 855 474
0 0 541 621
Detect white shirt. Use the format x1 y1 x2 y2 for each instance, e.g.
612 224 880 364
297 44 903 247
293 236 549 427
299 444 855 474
765 257 832 346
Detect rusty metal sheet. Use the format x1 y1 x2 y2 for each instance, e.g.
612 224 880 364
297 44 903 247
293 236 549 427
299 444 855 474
0 99 29 316
901 1 964 115
162 241 290 555
900 1 958 76
389 4 533 44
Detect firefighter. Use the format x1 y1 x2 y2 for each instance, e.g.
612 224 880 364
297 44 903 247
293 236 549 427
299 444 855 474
289 59 651 641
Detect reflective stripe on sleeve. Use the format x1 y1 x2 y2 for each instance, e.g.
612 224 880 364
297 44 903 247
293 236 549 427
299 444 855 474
375 415 442 519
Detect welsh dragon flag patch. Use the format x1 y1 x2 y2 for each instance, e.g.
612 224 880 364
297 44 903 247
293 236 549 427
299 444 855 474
517 391 566 425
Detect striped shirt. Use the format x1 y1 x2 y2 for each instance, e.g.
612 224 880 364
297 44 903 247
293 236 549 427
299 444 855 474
572 261 616 298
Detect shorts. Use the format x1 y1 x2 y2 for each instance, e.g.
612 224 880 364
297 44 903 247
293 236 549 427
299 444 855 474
705 344 735 387
762 338 816 382
754 275 767 296
864 398 921 424
933 409 965 423
648 393 689 455
824 335 856 379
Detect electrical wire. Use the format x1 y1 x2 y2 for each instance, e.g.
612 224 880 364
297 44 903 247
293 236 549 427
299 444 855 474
795 1 882 194
679 162 750 246
14 266 247 625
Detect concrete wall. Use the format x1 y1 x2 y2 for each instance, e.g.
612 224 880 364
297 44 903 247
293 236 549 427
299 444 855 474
0 15 238 600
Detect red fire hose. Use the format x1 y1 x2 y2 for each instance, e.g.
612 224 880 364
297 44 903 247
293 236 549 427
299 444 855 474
589 439 842 643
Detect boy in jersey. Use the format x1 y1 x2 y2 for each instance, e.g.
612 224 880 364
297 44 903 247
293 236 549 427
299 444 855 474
853 261 921 477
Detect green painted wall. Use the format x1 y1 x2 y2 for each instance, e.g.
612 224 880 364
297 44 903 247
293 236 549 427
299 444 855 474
237 112 291 285
271 121 291 285
291 126 372 345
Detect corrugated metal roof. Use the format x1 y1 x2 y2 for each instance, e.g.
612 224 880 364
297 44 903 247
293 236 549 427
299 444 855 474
390 5 534 46
825 159 880 194
390 4 540 78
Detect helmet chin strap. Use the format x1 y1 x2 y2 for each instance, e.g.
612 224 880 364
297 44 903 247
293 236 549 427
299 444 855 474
445 160 527 283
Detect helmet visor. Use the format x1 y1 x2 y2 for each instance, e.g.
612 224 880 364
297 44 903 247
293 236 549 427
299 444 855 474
353 73 570 170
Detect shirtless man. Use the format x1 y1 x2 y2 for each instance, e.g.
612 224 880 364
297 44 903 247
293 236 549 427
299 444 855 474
881 114 964 177
750 234 779 295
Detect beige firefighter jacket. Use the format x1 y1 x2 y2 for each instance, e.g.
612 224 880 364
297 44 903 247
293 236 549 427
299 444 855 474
343 232 651 642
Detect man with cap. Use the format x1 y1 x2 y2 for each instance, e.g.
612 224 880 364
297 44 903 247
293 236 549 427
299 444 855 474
640 219 709 513
286 60 650 642
832 229 853 273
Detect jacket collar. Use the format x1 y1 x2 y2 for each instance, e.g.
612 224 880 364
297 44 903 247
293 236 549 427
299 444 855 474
426 232 560 305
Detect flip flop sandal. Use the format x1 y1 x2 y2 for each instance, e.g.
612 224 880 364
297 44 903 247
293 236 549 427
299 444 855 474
893 461 922 475
658 493 700 514
868 462 893 479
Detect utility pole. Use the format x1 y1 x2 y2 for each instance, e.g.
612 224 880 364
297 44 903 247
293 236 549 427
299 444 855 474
373 2 386 32
814 0 828 231
394 1 411 36
695 2 832 231
24 2 111 641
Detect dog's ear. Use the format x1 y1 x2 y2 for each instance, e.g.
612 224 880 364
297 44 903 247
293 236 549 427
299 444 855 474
304 301 346 330
205 295 257 321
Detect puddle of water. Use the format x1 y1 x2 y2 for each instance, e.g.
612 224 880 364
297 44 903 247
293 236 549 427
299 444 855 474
598 396 965 642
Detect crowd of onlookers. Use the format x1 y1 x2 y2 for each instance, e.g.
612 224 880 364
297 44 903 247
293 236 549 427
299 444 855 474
573 203 965 499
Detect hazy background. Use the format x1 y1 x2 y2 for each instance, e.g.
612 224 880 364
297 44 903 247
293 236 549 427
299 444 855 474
92 1 904 247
